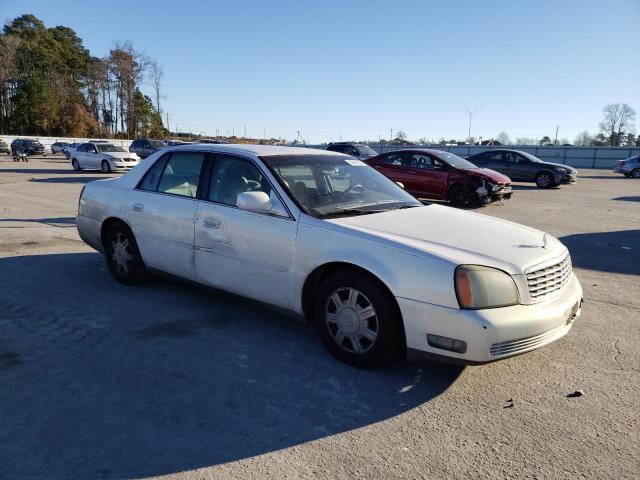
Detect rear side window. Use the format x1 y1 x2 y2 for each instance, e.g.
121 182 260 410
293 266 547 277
139 154 170 191
327 145 344 153
157 152 205 197
382 153 408 166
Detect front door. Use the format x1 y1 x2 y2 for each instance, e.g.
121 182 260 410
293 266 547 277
194 153 297 309
126 151 206 279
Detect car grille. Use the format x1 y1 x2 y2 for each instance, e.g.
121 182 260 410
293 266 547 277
490 325 566 356
526 252 572 300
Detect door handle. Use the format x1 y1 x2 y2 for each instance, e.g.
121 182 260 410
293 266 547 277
131 203 144 212
203 218 220 229
407 171 417 174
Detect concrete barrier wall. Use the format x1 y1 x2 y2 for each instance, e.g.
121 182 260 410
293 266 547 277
307 144 640 169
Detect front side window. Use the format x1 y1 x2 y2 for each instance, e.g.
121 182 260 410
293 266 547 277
156 152 205 197
264 154 421 218
97 144 125 153
382 153 408 166
504 152 518 163
355 145 378 156
327 145 345 153
209 155 271 206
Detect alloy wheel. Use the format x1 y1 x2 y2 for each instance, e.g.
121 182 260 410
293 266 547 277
110 232 133 277
325 287 378 353
537 173 552 187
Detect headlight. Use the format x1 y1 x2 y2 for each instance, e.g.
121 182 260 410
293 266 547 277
491 183 501 192
455 265 519 309
555 167 569 174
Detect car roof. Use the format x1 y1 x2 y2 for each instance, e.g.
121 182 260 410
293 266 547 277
171 143 341 157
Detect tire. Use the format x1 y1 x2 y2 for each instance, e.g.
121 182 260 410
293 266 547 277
449 185 480 208
101 160 112 173
535 171 554 188
314 269 404 368
632 169 640 179
72 159 81 171
104 222 148 285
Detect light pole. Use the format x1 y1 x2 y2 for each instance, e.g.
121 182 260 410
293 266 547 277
461 103 481 144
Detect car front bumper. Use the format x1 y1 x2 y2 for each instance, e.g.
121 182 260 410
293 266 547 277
556 172 577 184
399 273 583 364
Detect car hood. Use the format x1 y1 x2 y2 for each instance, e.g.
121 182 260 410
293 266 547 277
104 151 139 159
465 168 511 184
327 204 567 274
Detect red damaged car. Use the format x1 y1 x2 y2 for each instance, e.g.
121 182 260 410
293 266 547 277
365 149 512 208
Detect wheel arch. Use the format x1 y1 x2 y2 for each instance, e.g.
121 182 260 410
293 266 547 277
100 216 133 247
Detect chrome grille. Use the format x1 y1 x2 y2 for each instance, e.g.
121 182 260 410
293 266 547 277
490 325 566 356
526 253 572 300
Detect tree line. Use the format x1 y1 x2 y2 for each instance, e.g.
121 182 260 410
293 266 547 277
0 14 165 138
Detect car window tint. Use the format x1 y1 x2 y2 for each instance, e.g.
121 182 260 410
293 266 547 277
209 155 271 206
504 152 518 163
157 152 205 197
77 144 87 152
382 153 410 166
487 152 503 162
327 145 343 153
411 154 442 170
138 154 169 191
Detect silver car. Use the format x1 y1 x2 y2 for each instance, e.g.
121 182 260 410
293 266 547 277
613 155 640 178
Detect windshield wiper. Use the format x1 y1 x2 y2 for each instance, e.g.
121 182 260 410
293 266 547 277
320 208 381 218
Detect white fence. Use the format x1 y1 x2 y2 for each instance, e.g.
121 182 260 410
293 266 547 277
0 135 132 150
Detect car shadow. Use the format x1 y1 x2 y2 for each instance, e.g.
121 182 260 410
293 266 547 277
30 176 110 184
0 216 76 227
559 230 640 275
510 184 540 190
0 252 462 479
0 167 74 174
612 196 640 202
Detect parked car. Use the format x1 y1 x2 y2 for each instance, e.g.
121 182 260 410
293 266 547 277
466 149 577 188
10 138 46 156
51 141 70 154
613 155 640 178
71 142 140 173
366 149 512 208
0 139 9 154
326 142 378 160
77 144 582 368
165 140 191 147
129 138 167 158
64 142 81 159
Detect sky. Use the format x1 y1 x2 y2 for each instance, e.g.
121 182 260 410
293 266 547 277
3 0 640 144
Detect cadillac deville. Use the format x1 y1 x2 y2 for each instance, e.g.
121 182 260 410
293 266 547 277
77 144 583 368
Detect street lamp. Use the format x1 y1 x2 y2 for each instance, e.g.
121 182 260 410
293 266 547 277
461 103 481 144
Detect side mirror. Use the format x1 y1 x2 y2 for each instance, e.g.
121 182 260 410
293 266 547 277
237 191 287 217
396 181 405 189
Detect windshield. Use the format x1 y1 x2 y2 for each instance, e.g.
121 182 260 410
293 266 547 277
355 145 378 156
97 144 125 153
149 140 166 148
432 151 479 169
517 151 542 163
262 154 422 218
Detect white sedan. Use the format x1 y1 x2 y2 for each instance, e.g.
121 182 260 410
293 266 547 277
77 144 583 368
71 142 140 173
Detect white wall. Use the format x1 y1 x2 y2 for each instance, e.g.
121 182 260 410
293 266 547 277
0 135 132 150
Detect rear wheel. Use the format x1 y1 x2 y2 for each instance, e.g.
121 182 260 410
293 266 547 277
101 160 112 173
632 169 640 178
535 171 554 188
314 269 404 368
104 222 148 285
72 159 81 171
449 185 480 208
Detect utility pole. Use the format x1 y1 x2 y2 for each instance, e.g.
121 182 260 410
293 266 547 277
554 125 559 145
263 128 266 140
390 128 393 142
244 124 246 138
460 103 481 144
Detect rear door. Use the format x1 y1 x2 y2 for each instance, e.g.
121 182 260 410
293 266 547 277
126 151 206 280
369 152 420 193
75 144 89 168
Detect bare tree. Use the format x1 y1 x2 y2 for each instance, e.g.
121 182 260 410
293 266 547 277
149 61 164 114
496 131 510 145
574 131 592 146
599 103 636 146
515 137 537 145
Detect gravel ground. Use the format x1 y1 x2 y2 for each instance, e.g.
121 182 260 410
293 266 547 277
0 155 639 480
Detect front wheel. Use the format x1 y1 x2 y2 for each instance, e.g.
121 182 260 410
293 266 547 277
449 186 480 208
72 159 81 171
104 223 148 285
101 160 112 173
632 169 640 178
314 270 404 368
535 171 554 188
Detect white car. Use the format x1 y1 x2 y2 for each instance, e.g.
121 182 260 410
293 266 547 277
71 142 140 173
77 144 583 367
